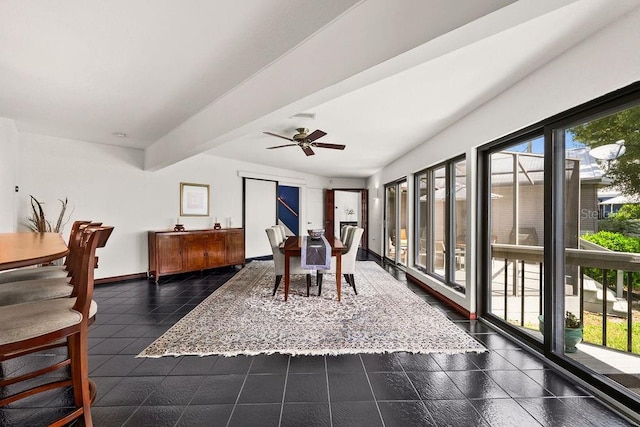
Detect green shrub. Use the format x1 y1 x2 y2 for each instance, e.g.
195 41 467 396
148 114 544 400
609 204 640 220
582 230 640 252
598 218 640 235
582 231 640 291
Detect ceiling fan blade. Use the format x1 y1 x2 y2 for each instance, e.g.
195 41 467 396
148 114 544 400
263 131 294 142
305 129 327 142
313 142 346 150
266 143 298 149
301 146 315 156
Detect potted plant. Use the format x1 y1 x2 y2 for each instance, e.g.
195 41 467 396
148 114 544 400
538 311 583 353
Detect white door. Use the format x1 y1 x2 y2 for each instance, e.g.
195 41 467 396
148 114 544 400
306 188 324 230
244 179 277 258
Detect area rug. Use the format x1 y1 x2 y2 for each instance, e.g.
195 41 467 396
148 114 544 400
137 261 486 357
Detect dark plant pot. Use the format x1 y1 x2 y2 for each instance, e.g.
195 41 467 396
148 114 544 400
538 315 583 353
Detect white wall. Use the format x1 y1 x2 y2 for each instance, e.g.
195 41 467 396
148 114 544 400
16 132 363 279
367 8 640 313
0 118 19 232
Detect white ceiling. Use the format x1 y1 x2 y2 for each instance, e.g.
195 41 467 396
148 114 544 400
1 0 635 178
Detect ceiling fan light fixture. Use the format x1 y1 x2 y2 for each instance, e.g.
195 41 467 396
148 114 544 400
289 112 316 120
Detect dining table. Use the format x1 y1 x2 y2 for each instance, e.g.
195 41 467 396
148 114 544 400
280 234 346 302
0 232 69 271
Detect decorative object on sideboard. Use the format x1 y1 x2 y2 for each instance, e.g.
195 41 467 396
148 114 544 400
213 216 221 230
174 217 185 232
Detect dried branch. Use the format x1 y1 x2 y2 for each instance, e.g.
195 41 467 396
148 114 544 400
26 195 71 233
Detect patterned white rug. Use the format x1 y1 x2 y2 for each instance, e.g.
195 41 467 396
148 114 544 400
137 260 486 357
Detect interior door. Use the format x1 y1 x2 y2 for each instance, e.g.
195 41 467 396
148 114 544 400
244 178 277 258
306 188 324 230
324 188 369 250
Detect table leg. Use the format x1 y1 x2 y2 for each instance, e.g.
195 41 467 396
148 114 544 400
284 252 290 302
336 253 342 302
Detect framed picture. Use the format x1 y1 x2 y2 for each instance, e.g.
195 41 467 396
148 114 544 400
180 182 210 216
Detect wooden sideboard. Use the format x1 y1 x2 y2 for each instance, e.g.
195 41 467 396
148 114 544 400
148 228 245 283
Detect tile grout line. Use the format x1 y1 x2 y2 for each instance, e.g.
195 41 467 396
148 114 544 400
358 354 386 427
278 355 291 427
398 354 438 426
225 356 255 427
324 356 333 427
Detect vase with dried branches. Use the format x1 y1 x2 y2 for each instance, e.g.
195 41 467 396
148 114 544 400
26 195 70 233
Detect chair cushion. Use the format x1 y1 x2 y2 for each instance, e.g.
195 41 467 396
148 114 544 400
0 298 94 346
0 278 73 306
0 265 68 284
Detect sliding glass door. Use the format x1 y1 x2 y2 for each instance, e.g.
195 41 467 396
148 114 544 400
480 87 640 410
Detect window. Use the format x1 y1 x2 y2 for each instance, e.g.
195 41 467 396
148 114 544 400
414 157 466 292
485 135 545 334
385 180 408 266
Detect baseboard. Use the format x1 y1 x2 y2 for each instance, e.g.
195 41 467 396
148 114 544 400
95 273 147 285
366 249 382 260
405 272 475 320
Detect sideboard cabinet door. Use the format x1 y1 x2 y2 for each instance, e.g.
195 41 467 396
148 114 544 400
204 233 226 268
225 229 245 266
157 234 183 274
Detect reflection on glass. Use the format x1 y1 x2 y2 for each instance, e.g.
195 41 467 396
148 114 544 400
431 167 446 278
385 185 396 260
453 159 467 286
399 181 408 266
415 173 428 269
488 136 544 338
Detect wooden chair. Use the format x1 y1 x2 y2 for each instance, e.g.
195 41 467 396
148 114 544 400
0 220 92 284
317 227 364 296
0 222 108 307
0 225 113 427
265 227 311 296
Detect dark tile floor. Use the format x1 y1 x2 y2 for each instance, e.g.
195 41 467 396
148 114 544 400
1 255 637 426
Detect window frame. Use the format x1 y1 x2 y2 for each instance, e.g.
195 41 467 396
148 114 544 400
413 154 466 292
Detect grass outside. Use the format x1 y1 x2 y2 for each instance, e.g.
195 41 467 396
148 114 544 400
582 311 640 355
522 309 640 355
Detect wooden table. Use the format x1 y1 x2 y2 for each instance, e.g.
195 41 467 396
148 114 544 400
0 232 69 271
281 235 345 302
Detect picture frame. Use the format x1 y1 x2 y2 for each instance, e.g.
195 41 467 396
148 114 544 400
180 182 210 216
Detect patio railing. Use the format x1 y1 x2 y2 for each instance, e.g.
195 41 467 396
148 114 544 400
491 243 640 353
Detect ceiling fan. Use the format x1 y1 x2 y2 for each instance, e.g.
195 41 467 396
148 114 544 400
263 128 346 156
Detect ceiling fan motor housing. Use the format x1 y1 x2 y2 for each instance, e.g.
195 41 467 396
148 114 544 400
293 128 309 141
